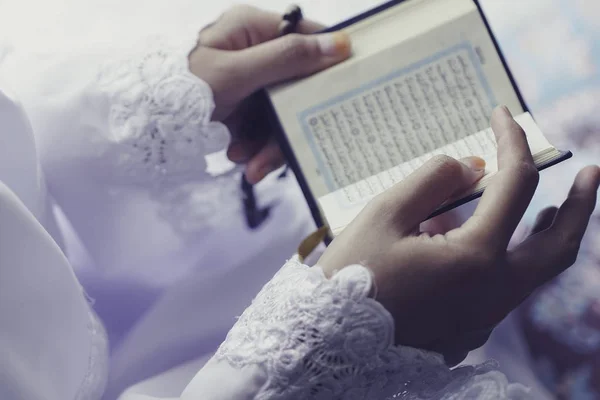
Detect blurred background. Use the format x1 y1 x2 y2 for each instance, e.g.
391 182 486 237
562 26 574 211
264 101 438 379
1 0 599 397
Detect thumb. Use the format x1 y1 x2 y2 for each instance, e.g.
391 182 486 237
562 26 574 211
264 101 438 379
229 31 352 100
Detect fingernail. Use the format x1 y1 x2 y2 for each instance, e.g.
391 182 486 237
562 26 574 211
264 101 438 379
246 171 260 185
460 156 486 172
500 105 512 117
317 31 352 57
250 165 275 184
227 142 247 163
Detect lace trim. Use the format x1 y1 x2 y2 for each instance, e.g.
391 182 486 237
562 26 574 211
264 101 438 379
74 307 109 400
94 36 243 233
215 257 531 399
96 36 230 189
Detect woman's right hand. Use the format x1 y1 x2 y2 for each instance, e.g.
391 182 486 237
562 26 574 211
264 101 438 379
189 5 351 184
318 106 600 361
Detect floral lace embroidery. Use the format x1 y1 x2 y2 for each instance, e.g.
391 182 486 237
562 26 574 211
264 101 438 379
216 257 530 399
95 36 243 233
96 36 230 188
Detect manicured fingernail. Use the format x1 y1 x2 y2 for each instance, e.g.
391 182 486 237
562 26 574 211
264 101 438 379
461 156 486 172
317 31 352 57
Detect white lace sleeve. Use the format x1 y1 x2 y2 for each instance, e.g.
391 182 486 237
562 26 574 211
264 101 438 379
94 36 232 189
187 257 531 400
1 35 244 239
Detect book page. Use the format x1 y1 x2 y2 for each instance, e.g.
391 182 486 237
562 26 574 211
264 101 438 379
269 0 524 200
318 112 556 234
299 47 495 203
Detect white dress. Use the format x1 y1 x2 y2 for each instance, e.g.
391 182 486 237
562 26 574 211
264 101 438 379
0 28 533 400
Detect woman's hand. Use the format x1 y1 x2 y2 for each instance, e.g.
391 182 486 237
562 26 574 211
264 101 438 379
318 106 600 362
189 5 351 183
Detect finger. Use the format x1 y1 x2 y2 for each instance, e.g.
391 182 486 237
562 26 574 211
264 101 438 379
508 165 600 293
226 31 352 101
224 98 272 162
199 5 325 49
465 106 539 250
529 206 558 236
420 209 463 235
379 155 485 231
297 19 327 34
227 139 263 164
245 139 286 184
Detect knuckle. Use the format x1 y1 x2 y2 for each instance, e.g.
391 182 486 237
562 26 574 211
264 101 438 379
556 233 581 266
281 34 315 61
429 155 463 179
514 161 539 186
562 195 586 211
367 192 394 216
366 191 403 226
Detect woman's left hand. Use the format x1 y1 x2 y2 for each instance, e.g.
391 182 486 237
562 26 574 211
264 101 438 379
318 107 600 364
189 5 352 183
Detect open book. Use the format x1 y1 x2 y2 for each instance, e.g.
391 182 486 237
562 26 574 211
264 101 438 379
264 0 571 238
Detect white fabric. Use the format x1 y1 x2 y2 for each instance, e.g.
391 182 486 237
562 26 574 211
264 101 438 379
0 167 530 399
0 182 108 400
0 81 62 244
0 1 547 398
0 36 239 280
207 257 529 400
0 29 320 398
